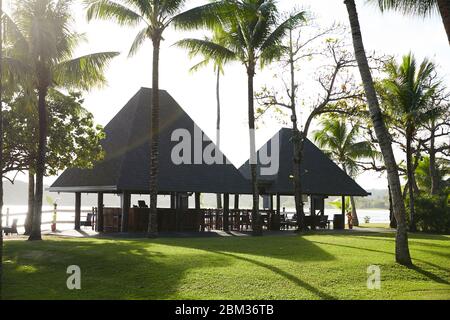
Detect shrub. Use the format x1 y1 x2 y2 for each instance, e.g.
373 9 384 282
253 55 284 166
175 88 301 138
412 194 450 234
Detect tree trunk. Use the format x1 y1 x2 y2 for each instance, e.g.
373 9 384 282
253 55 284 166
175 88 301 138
406 133 416 232
388 184 397 228
429 121 439 194
29 86 48 241
24 172 35 235
247 64 262 236
287 30 307 231
437 0 450 44
344 0 412 265
148 37 161 236
216 69 222 209
0 0 4 297
350 196 359 226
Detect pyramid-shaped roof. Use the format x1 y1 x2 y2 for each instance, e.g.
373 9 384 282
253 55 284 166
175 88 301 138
239 128 369 196
50 88 252 194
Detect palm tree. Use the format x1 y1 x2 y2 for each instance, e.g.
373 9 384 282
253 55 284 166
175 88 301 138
175 0 305 235
368 0 450 44
86 0 211 236
313 117 378 226
9 0 118 241
344 0 412 265
180 27 226 210
380 53 438 231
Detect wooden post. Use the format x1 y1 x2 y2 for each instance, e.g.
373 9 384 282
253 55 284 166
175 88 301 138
170 192 176 209
234 194 239 210
341 196 345 215
75 192 81 230
97 192 104 232
195 192 201 210
121 191 130 232
269 195 274 211
223 193 230 231
276 194 281 215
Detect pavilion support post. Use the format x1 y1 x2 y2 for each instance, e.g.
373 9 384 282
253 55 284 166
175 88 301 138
121 191 130 232
234 194 239 210
75 192 81 230
195 192 201 210
97 192 104 232
223 193 230 231
170 192 176 209
341 196 345 216
276 194 281 215
310 196 316 230
269 195 274 211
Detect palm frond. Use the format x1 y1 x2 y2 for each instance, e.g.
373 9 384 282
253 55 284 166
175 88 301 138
54 51 120 90
85 0 145 26
367 0 438 17
128 26 150 57
171 1 235 30
174 38 237 65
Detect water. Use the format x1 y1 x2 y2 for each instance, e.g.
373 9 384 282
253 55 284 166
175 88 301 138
2 205 390 233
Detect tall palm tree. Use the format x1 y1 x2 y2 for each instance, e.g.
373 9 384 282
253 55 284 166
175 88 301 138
344 0 412 265
368 0 450 44
86 0 212 236
0 0 3 299
181 27 226 210
380 53 438 231
9 0 118 241
175 0 305 236
313 117 378 226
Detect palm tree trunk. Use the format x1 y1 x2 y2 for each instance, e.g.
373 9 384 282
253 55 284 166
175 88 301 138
350 196 359 226
388 184 397 228
344 0 412 265
247 64 262 236
148 37 161 236
0 0 4 297
29 86 48 241
429 121 439 194
216 69 222 209
24 172 35 235
437 0 450 44
406 133 416 231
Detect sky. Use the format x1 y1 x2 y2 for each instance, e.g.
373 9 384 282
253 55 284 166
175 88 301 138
6 0 450 190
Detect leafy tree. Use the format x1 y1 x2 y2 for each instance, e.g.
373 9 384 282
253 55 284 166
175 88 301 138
313 117 379 226
368 0 450 44
414 156 449 194
379 53 438 231
4 90 105 234
344 0 411 265
7 0 118 240
175 0 305 235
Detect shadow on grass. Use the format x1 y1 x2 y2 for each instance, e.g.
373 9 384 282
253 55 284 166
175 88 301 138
309 239 450 285
3 239 233 300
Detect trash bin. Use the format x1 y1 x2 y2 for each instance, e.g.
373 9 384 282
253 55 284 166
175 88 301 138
333 214 345 230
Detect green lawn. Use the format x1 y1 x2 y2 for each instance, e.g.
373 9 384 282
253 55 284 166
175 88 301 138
3 232 450 300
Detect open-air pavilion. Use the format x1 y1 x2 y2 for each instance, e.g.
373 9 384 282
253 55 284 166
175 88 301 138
50 88 369 233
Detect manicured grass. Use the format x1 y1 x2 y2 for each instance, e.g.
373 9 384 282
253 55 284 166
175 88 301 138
358 223 392 229
3 232 450 300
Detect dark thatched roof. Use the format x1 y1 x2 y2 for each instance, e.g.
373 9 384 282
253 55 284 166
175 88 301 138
50 88 251 194
51 88 368 197
239 128 370 196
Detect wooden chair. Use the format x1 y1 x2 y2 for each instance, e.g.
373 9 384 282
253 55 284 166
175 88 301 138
80 213 93 227
3 219 18 236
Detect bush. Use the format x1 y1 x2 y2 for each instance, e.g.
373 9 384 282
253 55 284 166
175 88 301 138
412 194 450 234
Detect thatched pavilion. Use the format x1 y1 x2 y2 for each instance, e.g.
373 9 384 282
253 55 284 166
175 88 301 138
50 88 368 232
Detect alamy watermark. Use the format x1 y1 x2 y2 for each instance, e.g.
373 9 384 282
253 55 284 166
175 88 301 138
66 265 81 290
170 125 280 176
367 265 381 290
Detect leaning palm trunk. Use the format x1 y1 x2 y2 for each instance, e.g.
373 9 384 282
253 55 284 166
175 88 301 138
148 37 161 236
247 65 262 236
438 0 450 43
345 0 412 265
350 196 359 226
294 132 307 230
429 121 439 194
29 87 48 241
24 172 35 235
